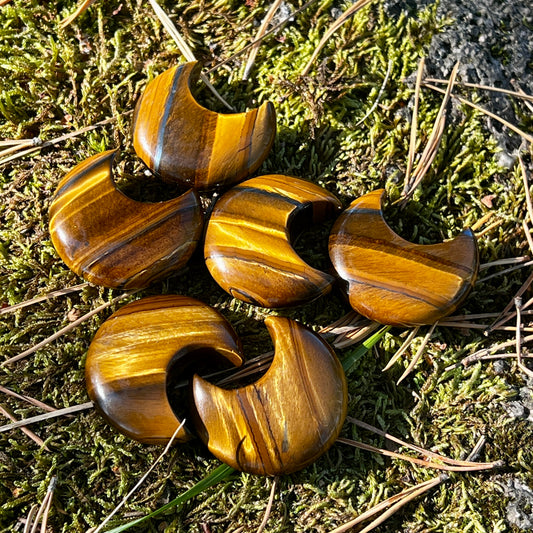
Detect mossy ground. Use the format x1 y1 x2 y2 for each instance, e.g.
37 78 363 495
0 1 532 531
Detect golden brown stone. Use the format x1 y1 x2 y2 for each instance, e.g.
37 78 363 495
329 189 479 326
192 316 347 475
49 150 203 289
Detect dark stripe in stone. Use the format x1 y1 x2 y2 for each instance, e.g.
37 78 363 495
80 202 198 277
153 65 184 175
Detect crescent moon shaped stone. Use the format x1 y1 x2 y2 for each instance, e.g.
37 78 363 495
329 189 479 326
85 295 243 445
204 175 342 308
49 150 203 289
132 61 276 191
191 316 348 476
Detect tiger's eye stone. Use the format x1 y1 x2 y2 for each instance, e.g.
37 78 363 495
329 189 479 326
204 175 342 308
49 150 203 289
132 61 276 191
192 316 347 476
85 295 243 445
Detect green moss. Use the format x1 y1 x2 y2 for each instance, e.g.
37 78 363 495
1 0 532 532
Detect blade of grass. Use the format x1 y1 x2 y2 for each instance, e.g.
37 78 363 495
341 325 390 373
103 463 235 533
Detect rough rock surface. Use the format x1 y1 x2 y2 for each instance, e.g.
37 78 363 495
500 478 533 530
383 0 533 156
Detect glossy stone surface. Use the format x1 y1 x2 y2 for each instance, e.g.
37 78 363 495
204 175 342 308
192 316 347 476
48 150 203 289
85 295 243 445
132 61 276 191
329 189 479 326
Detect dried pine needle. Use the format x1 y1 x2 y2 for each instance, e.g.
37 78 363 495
401 62 459 203
423 82 533 144
424 77 533 103
60 0 97 27
0 404 48 449
328 475 447 533
403 57 425 193
397 323 437 384
256 477 278 533
243 0 283 81
0 283 88 316
2 290 138 366
516 297 533 378
91 421 186 533
0 402 94 433
147 0 234 111
301 0 374 76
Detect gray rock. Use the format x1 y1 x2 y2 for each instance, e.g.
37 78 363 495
503 401 526 420
383 0 533 154
520 385 533 422
501 478 533 530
